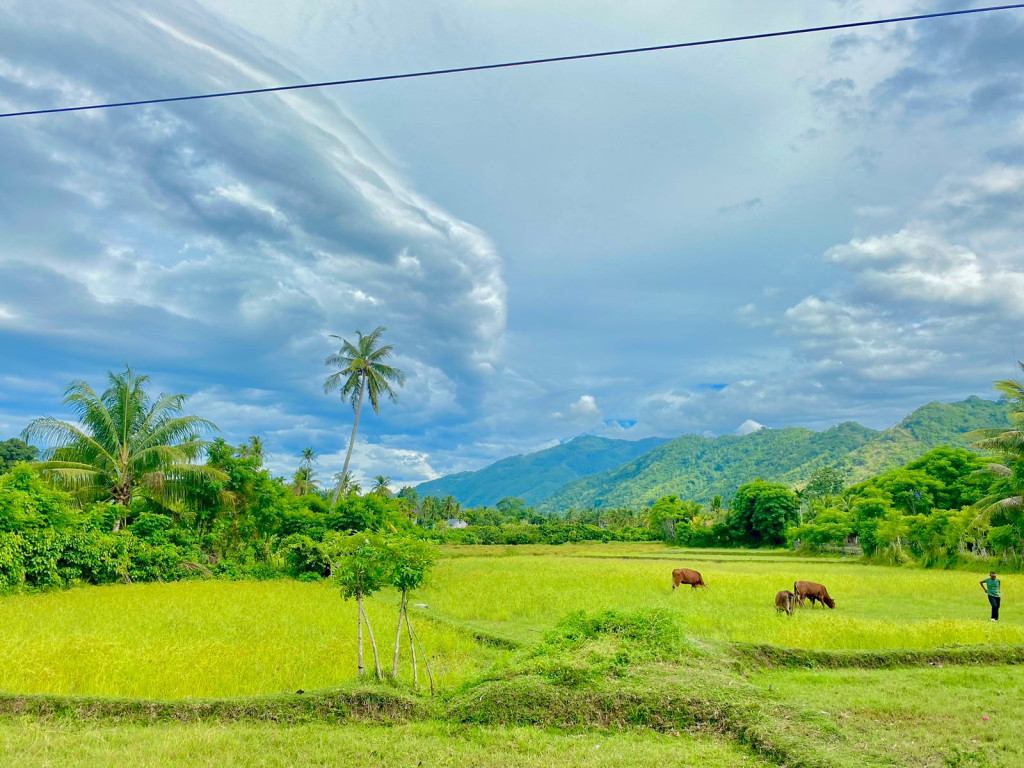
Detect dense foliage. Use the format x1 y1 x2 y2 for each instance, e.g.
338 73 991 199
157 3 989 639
1 367 1021 593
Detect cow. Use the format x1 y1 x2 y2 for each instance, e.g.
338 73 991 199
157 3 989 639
672 568 707 590
794 580 835 609
775 590 796 615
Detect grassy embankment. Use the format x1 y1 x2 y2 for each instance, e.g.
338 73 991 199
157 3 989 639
2 543 1023 766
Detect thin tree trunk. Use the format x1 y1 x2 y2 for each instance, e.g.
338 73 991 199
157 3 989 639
332 374 366 505
362 600 383 680
392 592 406 679
409 620 434 696
356 593 365 677
406 605 419 690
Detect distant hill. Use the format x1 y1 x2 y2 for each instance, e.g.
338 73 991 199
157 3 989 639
539 422 879 511
414 435 670 507
840 396 1012 481
539 397 1010 511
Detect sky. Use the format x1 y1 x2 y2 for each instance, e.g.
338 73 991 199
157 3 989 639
1 0 1023 487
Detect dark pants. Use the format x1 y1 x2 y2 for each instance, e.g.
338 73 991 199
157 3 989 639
989 595 1001 621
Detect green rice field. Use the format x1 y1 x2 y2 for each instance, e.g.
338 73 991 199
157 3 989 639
2 543 1022 766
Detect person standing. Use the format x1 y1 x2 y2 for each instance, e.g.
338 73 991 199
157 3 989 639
980 572 1001 622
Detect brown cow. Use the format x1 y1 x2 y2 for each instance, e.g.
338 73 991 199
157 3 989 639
794 580 835 609
775 590 796 615
672 568 707 590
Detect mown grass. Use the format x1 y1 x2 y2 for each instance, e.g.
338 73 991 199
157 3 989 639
0 720 772 768
752 665 1024 767
420 550 1024 648
0 580 500 698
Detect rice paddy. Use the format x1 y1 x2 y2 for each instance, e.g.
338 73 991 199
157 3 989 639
2 543 1022 766
0 544 1019 699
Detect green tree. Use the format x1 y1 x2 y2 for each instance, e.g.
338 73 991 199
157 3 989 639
0 438 38 475
729 481 800 546
803 465 847 500
332 532 390 679
972 362 1024 523
23 367 225 531
324 327 406 505
371 475 392 496
292 448 318 496
386 536 437 692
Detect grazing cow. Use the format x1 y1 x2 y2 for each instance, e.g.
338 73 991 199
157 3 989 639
794 580 835 609
672 568 707 590
775 590 796 615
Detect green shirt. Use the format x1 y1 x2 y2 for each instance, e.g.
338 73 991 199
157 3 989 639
984 578 1001 598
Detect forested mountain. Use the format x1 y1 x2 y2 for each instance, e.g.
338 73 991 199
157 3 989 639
840 397 1012 480
413 435 669 507
420 397 1011 511
540 422 879 511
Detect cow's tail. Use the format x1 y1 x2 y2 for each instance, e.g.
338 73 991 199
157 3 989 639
793 581 798 595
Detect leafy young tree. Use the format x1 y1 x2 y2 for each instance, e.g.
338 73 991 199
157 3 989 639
323 327 406 505
23 367 225 531
386 536 437 692
333 532 390 679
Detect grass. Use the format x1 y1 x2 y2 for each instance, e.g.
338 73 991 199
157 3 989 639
752 665 1024 767
3 544 1024 766
418 548 1024 648
0 580 500 698
0 720 774 768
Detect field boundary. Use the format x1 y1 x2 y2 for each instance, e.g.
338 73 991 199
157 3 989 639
0 687 427 724
733 642 1024 669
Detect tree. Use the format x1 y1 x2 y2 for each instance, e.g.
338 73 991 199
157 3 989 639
385 536 437 692
971 362 1024 522
0 438 38 475
803 466 847 500
323 327 406 505
371 475 392 496
292 448 318 496
23 367 225 531
729 481 800 546
332 532 390 679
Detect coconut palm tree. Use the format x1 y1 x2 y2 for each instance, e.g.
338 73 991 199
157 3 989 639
292 447 319 496
971 363 1024 517
22 366 225 531
371 475 392 496
242 435 266 463
323 327 406 504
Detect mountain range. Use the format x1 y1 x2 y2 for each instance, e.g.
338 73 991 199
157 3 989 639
415 397 1011 511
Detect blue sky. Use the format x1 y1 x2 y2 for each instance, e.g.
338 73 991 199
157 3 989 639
1 0 1023 486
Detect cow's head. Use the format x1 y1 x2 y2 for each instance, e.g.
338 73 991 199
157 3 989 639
824 596 836 609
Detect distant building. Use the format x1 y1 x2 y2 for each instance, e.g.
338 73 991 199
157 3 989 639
446 518 469 529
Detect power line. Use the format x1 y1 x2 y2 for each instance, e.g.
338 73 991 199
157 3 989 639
2 3 1023 120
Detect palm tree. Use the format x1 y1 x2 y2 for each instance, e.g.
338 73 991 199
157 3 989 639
323 327 406 504
22 366 225 531
292 448 319 496
242 435 266 463
300 447 317 471
971 363 1024 517
371 475 392 496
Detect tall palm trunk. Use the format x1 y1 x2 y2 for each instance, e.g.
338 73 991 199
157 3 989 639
333 374 366 505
